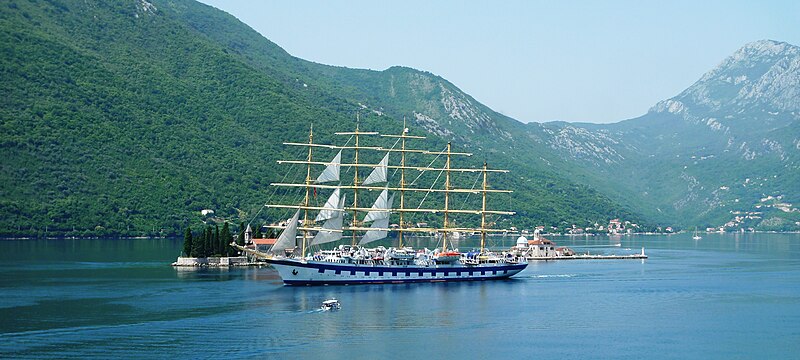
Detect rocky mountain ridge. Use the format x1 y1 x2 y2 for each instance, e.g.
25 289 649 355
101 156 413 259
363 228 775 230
528 40 800 229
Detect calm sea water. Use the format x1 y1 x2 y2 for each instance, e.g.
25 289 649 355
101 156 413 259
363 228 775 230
1 233 799 359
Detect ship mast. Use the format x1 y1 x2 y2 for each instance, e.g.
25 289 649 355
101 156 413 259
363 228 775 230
301 125 314 258
399 125 406 247
378 121 425 248
481 161 488 253
352 121 360 245
443 142 452 251
333 117 380 245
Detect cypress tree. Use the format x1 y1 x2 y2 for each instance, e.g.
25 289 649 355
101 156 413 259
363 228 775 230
236 221 245 246
220 222 232 256
254 225 263 239
201 229 208 258
182 227 193 257
214 224 221 256
204 226 213 257
190 228 204 258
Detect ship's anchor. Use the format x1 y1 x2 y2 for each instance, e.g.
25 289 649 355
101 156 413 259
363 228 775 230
292 269 298 276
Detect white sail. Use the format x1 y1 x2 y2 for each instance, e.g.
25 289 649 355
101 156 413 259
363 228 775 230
271 210 301 253
362 153 389 185
315 151 341 183
311 212 343 245
311 194 346 245
359 217 390 245
363 189 394 222
315 188 341 222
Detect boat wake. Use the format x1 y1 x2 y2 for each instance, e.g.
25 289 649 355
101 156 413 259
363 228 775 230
573 244 622 248
515 274 577 279
534 274 576 278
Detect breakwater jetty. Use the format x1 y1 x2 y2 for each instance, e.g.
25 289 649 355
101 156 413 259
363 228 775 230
526 250 648 261
171 256 265 267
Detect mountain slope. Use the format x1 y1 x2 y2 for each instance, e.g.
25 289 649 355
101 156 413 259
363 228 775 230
0 0 641 237
530 40 800 230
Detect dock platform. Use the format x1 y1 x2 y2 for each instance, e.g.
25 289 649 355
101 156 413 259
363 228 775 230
526 253 647 261
525 247 647 261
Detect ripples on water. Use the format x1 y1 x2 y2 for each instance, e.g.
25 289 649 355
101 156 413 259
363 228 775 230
1 234 799 359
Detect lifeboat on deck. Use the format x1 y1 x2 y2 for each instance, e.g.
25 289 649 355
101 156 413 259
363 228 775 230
433 250 461 263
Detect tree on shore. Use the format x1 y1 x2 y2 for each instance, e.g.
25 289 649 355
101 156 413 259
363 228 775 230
203 226 213 257
182 227 193 257
220 222 233 256
236 221 245 246
190 227 204 257
214 224 221 255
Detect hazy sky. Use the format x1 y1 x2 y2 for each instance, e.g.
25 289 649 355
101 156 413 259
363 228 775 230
198 0 799 124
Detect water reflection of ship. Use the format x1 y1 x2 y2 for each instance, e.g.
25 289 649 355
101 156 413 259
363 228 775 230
233 123 527 285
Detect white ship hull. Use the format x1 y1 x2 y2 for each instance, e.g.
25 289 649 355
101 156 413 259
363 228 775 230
267 258 528 285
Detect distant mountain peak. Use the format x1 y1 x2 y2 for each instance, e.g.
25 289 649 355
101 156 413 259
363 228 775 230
651 39 800 115
737 39 797 58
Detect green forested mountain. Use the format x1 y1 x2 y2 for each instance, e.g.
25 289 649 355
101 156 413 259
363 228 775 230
0 0 640 237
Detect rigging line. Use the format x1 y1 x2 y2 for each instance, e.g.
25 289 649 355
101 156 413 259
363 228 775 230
261 159 295 209
434 233 444 250
387 137 402 178
459 172 482 210
247 145 301 229
415 148 448 209
486 213 504 249
341 135 356 175
273 150 304 223
409 146 444 186
257 142 310 231
283 158 311 220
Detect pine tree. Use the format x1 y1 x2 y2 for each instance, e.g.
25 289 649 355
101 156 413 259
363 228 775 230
220 222 232 256
254 225 263 239
182 227 193 257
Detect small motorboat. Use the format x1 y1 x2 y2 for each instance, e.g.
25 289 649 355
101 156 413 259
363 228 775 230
321 299 340 311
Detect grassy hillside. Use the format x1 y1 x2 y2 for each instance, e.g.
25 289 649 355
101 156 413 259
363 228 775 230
0 0 644 237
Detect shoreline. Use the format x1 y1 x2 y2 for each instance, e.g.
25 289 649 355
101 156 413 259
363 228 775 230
171 256 267 268
3 230 800 241
0 236 174 240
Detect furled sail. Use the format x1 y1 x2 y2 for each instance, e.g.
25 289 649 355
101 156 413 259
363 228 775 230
362 153 389 185
311 194 346 245
315 188 341 222
271 210 301 254
363 190 394 223
315 150 341 183
359 217 390 245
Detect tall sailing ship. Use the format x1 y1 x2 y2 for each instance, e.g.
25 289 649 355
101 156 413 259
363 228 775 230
236 122 527 285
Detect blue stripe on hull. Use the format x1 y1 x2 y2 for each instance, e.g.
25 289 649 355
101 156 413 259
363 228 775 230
266 258 528 286
283 276 517 286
